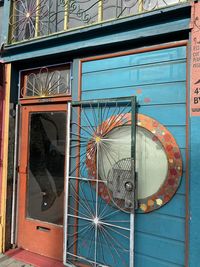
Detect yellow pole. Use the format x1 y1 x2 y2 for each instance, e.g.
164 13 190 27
35 0 40 37
0 64 11 253
138 0 143 13
64 0 69 30
98 0 103 22
10 1 17 43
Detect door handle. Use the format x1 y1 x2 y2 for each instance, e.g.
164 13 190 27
36 226 51 232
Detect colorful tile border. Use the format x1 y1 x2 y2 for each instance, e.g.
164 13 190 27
136 114 182 213
86 113 182 213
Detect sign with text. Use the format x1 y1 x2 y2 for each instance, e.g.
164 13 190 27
191 3 200 116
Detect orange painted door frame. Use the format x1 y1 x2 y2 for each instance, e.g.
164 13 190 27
17 104 67 260
0 63 11 253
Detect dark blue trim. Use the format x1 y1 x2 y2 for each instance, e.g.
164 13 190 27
1 3 191 62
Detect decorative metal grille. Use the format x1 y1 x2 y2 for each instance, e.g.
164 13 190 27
21 66 71 98
9 0 186 43
64 98 136 267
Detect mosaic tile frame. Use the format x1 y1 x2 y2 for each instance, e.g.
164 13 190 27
86 113 183 213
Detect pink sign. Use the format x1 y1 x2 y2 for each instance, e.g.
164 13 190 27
191 2 200 116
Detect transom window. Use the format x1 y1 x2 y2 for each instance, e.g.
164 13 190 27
20 64 71 100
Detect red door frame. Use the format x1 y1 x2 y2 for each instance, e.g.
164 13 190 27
17 104 67 260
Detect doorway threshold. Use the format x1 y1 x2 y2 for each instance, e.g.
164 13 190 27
5 248 65 267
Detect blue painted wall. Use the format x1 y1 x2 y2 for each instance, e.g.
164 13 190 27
0 3 4 46
189 117 200 267
81 46 187 267
1 0 190 63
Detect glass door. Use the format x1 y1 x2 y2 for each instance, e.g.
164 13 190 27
17 104 67 260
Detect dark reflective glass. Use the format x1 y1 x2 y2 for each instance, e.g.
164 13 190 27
27 112 66 225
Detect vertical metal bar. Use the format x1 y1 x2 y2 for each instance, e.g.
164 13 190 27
58 73 60 94
48 0 51 35
98 0 103 22
130 214 134 267
69 62 73 95
130 96 136 267
73 104 81 257
33 75 35 96
94 139 100 266
9 0 17 43
55 0 59 33
63 102 71 264
64 0 69 30
131 97 136 160
138 0 143 13
94 102 100 266
11 105 20 245
18 71 22 100
35 0 40 37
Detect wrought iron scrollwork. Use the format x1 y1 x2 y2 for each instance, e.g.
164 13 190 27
9 0 50 42
69 1 92 23
9 0 186 43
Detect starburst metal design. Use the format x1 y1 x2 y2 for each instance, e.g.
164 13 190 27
64 99 136 266
21 67 70 98
66 178 130 267
9 0 49 42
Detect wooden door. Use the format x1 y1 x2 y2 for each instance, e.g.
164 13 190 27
17 104 67 260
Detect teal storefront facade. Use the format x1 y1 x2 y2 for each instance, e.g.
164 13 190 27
0 1 199 266
80 45 187 267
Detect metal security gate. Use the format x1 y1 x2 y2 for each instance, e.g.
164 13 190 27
64 97 137 267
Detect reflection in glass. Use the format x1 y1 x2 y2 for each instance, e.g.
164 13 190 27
27 112 66 225
98 125 168 200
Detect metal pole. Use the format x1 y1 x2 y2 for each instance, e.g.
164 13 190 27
35 0 41 37
11 104 19 245
98 0 103 22
130 213 134 267
64 0 69 30
138 0 143 13
63 102 71 265
130 96 136 267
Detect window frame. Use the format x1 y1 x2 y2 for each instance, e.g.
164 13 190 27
19 63 72 104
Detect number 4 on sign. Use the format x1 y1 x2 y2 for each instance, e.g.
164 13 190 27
194 88 200 94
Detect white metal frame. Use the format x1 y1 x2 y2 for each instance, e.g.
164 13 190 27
64 99 136 267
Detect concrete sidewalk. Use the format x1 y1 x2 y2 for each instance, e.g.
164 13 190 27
0 254 34 267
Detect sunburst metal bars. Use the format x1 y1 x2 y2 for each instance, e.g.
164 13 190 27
64 97 137 267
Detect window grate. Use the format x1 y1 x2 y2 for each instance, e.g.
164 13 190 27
20 65 71 99
9 0 187 43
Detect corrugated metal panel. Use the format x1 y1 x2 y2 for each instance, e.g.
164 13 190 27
81 46 186 267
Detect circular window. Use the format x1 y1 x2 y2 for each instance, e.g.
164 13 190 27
100 126 168 200
136 126 168 199
86 113 182 213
